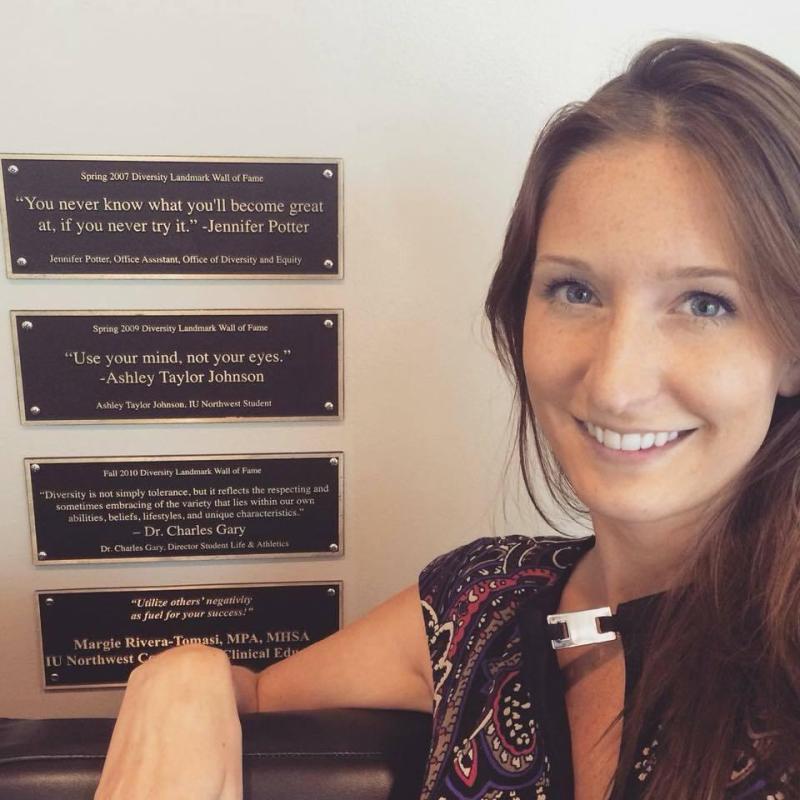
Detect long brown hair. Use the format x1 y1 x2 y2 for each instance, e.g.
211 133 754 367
485 38 800 798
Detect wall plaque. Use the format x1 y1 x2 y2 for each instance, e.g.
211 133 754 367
38 582 341 689
0 155 342 278
11 310 342 424
27 453 342 564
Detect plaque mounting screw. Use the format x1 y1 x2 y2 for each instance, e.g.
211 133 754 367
16 257 27 267
29 405 41 416
324 401 334 412
329 457 339 467
44 597 54 606
21 320 33 331
323 259 334 269
30 463 40 472
49 673 60 683
324 319 334 329
329 543 339 553
327 587 337 596
7 164 18 175
322 168 334 179
38 551 47 559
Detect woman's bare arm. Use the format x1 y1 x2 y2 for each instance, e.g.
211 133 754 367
95 645 243 800
231 583 432 714
255 582 433 712
95 582 432 799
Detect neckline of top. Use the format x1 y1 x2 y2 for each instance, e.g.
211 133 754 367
548 533 668 616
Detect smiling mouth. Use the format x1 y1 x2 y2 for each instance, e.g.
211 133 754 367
573 417 697 460
575 417 697 455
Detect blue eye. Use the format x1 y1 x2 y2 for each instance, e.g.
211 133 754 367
540 276 738 320
543 279 594 305
685 291 737 318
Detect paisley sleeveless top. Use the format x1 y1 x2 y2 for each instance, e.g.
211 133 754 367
417 535 793 799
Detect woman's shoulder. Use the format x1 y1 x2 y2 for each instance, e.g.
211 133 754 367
419 533 593 619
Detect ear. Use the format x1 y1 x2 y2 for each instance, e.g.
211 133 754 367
777 358 800 398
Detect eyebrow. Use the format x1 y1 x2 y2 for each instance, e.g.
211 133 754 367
534 254 739 282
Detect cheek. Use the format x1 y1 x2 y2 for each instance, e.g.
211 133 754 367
523 310 563 395
695 355 777 447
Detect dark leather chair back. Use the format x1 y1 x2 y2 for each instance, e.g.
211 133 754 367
0 709 432 799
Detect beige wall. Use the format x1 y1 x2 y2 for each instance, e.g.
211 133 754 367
1 0 797 717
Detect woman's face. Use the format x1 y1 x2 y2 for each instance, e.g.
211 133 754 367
523 138 799 532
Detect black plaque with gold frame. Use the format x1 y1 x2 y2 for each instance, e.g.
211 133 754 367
0 154 342 278
27 453 343 564
11 309 342 424
37 581 341 689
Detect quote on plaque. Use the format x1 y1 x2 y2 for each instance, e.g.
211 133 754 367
29 454 342 562
12 311 341 423
1 156 341 277
39 583 340 688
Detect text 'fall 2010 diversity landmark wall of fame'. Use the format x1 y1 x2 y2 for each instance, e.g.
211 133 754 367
1 154 345 689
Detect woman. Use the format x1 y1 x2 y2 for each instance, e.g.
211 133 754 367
95 38 800 800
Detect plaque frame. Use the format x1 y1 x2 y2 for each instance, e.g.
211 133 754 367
0 153 344 280
25 452 344 565
35 580 343 690
10 308 344 425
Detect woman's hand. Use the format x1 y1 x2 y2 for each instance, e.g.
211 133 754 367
94 644 243 800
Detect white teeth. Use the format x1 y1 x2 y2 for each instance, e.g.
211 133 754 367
620 433 640 451
584 421 685 451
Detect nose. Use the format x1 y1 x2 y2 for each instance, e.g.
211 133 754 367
582 307 663 420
